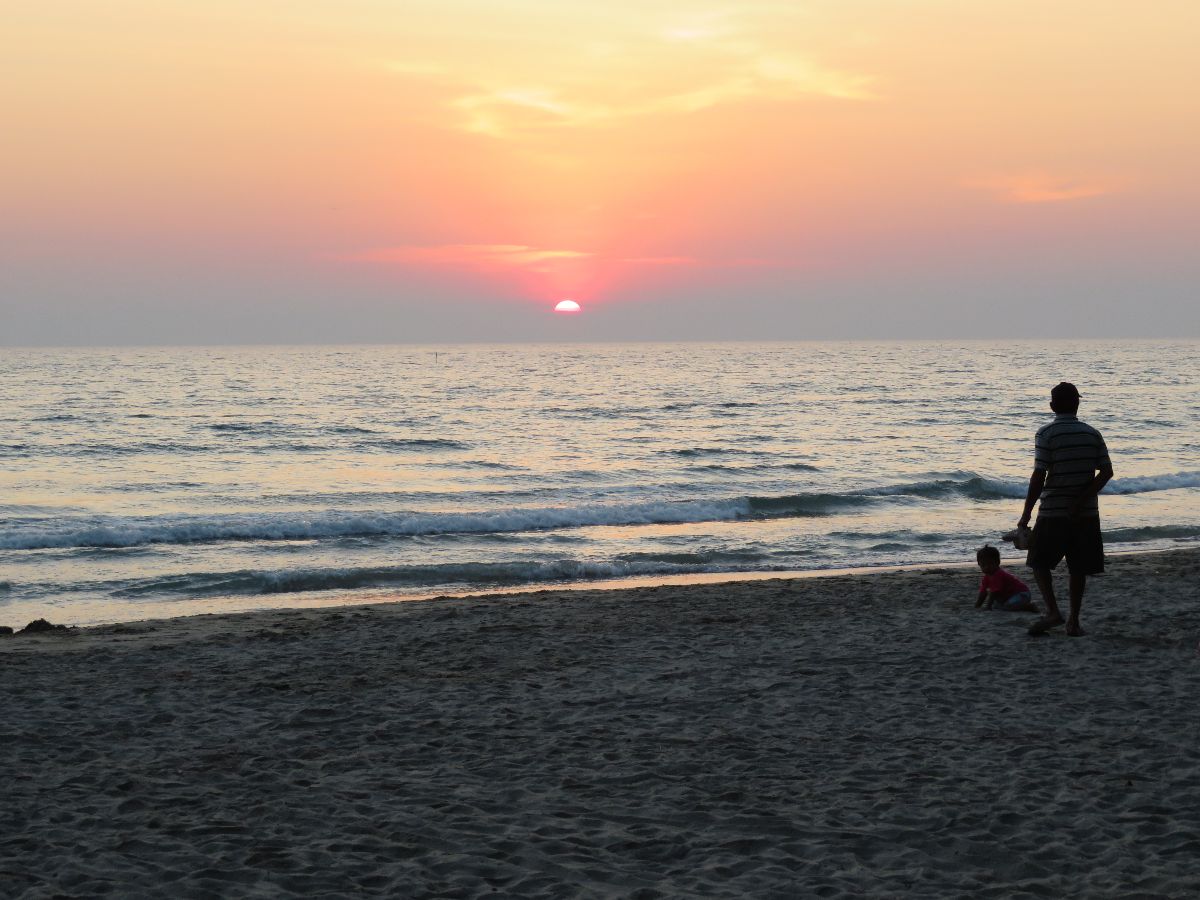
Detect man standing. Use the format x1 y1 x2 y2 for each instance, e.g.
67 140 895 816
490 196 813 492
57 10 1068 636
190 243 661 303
1018 382 1114 636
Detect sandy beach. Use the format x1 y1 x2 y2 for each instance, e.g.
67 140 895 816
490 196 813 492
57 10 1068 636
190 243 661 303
3 548 1199 898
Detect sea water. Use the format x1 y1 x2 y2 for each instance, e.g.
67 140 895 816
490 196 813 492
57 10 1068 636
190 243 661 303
1 341 1197 626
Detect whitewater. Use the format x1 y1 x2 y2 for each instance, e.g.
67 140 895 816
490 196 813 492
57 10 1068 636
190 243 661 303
1 341 1197 626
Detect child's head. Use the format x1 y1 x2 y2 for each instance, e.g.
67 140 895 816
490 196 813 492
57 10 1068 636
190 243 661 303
976 544 1001 574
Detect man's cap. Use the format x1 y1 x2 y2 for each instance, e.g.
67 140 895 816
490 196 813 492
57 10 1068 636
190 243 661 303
1051 382 1081 402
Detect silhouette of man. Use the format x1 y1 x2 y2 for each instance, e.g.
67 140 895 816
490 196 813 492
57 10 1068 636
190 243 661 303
1018 382 1113 636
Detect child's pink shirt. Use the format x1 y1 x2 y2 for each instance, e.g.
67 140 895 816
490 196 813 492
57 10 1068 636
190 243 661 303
980 567 1029 597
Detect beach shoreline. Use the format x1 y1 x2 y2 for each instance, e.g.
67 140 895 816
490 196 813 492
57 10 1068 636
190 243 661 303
7 342 1198 636
3 547 1199 896
2 543 1186 633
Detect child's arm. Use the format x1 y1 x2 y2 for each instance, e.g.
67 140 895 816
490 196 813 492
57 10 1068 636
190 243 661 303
975 585 988 608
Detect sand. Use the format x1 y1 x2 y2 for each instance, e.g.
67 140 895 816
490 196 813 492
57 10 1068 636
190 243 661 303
3 548 1200 898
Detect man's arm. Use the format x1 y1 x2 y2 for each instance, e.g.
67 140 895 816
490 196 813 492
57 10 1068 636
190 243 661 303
1067 464 1114 518
1017 469 1046 528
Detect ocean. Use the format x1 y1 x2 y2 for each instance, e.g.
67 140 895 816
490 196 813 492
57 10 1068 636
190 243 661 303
1 341 1197 627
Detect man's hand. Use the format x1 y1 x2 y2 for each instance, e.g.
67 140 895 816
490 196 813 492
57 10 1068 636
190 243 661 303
1067 466 1113 520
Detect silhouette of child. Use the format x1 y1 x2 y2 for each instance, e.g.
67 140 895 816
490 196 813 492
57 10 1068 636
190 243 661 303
975 545 1038 611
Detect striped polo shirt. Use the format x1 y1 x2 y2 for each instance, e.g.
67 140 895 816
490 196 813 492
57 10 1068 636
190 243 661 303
1034 414 1111 518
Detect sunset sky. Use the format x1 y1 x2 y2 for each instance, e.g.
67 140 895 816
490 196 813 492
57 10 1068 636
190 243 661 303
3 1 1198 343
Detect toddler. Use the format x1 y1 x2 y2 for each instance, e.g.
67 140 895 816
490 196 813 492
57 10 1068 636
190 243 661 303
975 545 1038 612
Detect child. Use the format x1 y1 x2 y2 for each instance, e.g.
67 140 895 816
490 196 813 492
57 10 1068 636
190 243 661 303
975 545 1038 612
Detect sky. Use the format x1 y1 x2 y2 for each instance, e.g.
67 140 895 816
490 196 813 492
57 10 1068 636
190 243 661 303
3 0 1198 344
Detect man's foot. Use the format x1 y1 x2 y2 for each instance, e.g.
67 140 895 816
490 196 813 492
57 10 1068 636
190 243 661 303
1065 620 1086 637
1028 615 1065 635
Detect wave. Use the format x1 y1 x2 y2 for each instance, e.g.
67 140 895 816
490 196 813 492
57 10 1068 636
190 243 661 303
1 434 474 458
948 471 1200 499
874 471 1200 501
889 476 1026 500
1 499 751 551
829 530 951 545
694 462 821 474
460 459 527 471
1105 471 1200 494
662 447 751 457
4 471 1195 552
112 557 762 599
207 421 276 433
18 441 217 457
614 549 771 566
1104 524 1200 544
362 438 470 451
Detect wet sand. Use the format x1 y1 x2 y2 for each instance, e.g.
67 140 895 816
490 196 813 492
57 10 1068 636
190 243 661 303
3 548 1199 897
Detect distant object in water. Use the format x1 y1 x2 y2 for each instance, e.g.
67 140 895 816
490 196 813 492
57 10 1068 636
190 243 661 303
554 299 581 313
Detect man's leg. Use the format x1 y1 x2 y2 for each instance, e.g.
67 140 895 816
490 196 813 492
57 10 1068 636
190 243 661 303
1027 518 1069 633
1063 518 1101 637
1066 573 1086 636
1033 568 1061 618
1028 568 1065 633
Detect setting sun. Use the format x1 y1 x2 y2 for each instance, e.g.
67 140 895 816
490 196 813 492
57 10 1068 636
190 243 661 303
554 300 581 313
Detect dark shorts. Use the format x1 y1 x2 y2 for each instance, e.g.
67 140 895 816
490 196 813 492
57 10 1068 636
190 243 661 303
1026 516 1105 575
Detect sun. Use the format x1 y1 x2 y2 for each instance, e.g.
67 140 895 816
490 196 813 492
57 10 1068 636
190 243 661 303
553 299 581 313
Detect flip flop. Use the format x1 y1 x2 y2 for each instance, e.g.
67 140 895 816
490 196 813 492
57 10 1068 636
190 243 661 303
1028 616 1065 635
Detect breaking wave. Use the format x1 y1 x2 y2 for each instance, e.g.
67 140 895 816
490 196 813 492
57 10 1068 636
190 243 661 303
1104 524 1200 544
110 556 776 599
4 471 1195 552
1105 471 1200 494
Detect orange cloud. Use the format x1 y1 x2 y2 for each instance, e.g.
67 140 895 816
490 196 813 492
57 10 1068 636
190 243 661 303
345 246 785 272
381 6 874 141
347 243 592 268
968 173 1119 204
441 57 872 139
617 256 696 265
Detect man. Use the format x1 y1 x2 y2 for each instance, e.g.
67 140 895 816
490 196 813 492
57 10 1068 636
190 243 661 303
1017 382 1113 637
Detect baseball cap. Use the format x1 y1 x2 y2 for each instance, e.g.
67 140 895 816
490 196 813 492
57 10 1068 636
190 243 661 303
1051 382 1081 402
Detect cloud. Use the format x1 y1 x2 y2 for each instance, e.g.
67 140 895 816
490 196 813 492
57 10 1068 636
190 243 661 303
379 60 448 77
381 10 874 139
753 55 873 101
661 10 737 45
614 255 782 267
617 256 696 265
445 56 871 138
341 246 781 272
451 90 585 138
345 243 592 268
968 173 1118 204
